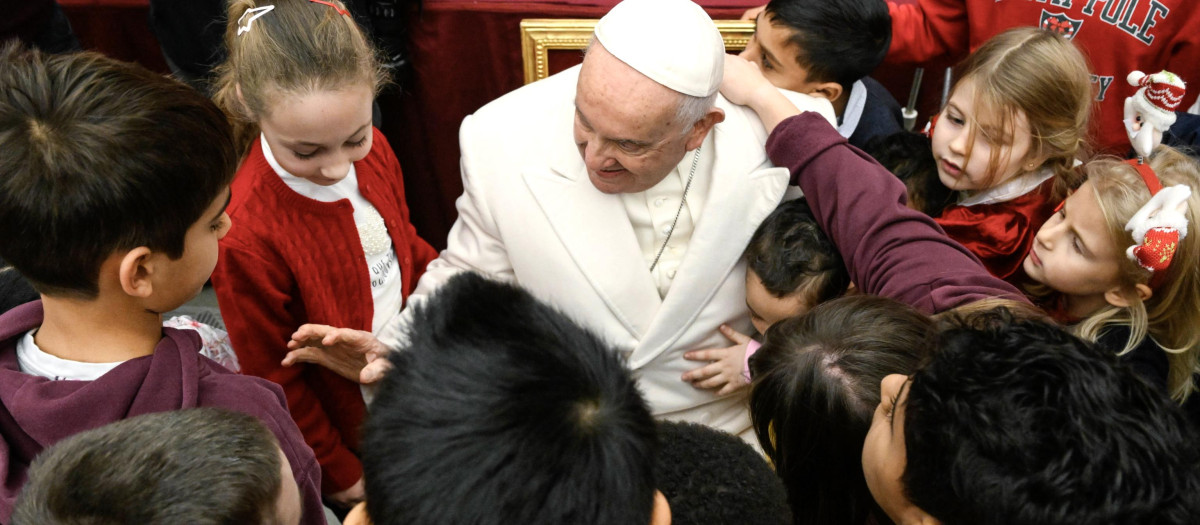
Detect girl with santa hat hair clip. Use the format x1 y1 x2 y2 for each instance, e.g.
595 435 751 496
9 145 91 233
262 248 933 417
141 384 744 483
1023 69 1200 402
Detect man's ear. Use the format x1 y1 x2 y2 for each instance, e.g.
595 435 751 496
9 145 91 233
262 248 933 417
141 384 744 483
117 247 156 298
1104 283 1153 308
344 501 372 525
650 490 671 525
684 107 726 151
806 81 843 104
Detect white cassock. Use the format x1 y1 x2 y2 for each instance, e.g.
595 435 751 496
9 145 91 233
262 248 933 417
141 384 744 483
390 65 834 438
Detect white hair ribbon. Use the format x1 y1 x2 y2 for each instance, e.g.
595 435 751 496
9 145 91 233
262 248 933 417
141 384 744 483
237 6 275 36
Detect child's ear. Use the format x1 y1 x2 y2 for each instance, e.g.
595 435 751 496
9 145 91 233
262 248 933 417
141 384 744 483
117 247 156 298
1103 283 1153 308
807 81 843 104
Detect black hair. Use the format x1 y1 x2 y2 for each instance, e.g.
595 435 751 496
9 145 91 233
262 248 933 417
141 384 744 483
750 295 934 525
0 43 237 298
744 198 849 305
0 257 38 315
361 272 658 525
763 0 892 91
861 131 954 217
903 310 1200 524
12 408 285 525
654 421 792 525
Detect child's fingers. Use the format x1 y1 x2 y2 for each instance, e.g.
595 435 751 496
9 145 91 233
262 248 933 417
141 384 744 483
718 324 752 345
681 364 719 383
716 381 747 396
684 348 724 362
693 374 731 390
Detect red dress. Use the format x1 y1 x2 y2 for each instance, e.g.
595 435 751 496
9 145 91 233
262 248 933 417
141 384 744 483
935 176 1058 283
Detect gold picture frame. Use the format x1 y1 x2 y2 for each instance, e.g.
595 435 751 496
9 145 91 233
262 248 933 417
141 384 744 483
519 19 756 84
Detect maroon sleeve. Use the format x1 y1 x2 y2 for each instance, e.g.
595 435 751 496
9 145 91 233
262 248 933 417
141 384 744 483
765 112 1029 313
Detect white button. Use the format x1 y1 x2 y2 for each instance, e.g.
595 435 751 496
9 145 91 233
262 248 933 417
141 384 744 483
654 197 666 207
661 225 672 235
667 270 677 278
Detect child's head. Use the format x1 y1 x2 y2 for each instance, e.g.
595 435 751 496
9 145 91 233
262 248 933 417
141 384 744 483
214 0 385 184
744 198 850 334
0 44 236 305
1024 147 1200 399
654 421 792 525
932 27 1091 194
360 272 664 525
749 295 935 525
11 408 301 525
863 131 954 216
863 310 1200 524
739 0 890 107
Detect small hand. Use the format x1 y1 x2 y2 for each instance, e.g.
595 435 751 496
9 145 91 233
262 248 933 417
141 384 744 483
681 324 754 396
719 54 775 107
285 324 390 384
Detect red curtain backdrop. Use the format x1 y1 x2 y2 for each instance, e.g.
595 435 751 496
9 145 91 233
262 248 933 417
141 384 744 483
60 0 932 249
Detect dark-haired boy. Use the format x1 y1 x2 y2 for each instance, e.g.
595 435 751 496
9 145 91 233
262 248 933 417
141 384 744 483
350 272 668 525
682 198 849 395
740 0 903 150
655 421 792 525
13 408 301 525
0 45 324 524
864 313 1200 524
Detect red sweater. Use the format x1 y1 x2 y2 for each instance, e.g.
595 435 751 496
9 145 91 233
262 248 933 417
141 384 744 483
935 177 1058 282
211 128 438 493
887 0 1200 154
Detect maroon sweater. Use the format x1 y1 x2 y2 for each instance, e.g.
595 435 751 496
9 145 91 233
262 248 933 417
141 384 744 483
767 112 1028 313
0 302 325 525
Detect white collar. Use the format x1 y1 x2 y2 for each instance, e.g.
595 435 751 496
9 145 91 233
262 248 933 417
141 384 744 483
836 80 867 139
958 167 1056 207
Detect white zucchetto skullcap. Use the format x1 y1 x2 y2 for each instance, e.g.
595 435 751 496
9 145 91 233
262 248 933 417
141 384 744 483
594 0 725 97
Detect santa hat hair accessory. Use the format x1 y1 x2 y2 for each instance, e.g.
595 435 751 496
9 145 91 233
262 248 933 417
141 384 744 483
1127 70 1186 130
1124 159 1191 288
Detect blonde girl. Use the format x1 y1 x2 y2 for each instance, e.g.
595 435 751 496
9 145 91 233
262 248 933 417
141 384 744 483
210 0 438 508
1024 147 1200 401
930 27 1092 283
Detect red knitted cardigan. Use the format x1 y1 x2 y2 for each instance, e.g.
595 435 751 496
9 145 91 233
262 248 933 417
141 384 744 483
211 128 438 493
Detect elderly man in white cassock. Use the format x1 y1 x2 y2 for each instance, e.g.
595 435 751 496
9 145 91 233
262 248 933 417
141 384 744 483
289 0 835 439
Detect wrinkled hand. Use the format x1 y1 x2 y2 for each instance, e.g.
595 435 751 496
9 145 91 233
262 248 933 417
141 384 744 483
740 4 766 20
285 324 391 384
681 324 754 396
327 477 365 508
719 54 776 107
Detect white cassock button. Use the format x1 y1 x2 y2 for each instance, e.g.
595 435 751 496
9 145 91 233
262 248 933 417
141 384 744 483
661 225 672 235
667 270 677 278
654 197 666 207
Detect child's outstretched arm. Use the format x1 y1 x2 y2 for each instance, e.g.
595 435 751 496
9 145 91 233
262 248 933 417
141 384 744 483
681 324 753 396
721 55 1029 313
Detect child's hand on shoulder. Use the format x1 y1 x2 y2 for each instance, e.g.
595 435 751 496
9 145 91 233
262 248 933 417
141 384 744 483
720 54 775 107
681 324 753 396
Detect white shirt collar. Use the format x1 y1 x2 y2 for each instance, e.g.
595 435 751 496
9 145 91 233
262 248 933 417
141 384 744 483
958 167 1056 207
836 80 867 139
